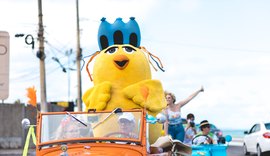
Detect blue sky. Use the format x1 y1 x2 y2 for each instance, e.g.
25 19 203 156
1 0 270 130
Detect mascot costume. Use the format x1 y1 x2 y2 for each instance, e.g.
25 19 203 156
82 17 166 144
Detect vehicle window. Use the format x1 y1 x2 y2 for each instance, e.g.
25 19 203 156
254 124 261 132
265 123 270 130
249 125 257 134
40 111 142 144
41 114 94 143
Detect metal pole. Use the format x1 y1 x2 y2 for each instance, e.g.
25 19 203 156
66 49 72 101
67 51 71 101
38 0 48 112
76 0 82 111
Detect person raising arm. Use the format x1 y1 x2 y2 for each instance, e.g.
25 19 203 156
163 86 204 142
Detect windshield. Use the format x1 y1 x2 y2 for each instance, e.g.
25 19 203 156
40 111 142 144
265 123 270 130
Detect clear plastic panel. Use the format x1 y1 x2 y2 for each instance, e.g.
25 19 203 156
40 111 141 143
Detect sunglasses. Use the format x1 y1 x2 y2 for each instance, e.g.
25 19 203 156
202 125 210 129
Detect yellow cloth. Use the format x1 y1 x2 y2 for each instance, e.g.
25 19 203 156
83 45 166 144
23 126 36 156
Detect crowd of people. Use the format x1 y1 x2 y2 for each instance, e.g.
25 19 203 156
162 86 219 146
50 85 221 156
162 86 203 143
54 85 217 150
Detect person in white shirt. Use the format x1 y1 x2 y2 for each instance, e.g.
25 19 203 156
183 113 197 145
192 120 218 145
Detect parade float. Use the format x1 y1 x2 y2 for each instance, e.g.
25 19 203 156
21 17 232 156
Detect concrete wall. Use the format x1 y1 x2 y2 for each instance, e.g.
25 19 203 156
0 103 64 149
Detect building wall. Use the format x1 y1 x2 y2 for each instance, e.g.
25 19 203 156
0 103 64 149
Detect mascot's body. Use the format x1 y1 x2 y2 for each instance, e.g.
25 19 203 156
83 17 166 144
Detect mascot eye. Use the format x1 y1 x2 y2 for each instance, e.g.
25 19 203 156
105 47 118 54
123 46 136 54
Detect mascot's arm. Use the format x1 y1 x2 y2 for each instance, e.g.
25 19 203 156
123 79 166 112
82 87 94 110
82 81 112 111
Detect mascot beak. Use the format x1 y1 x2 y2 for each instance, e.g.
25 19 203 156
113 54 129 70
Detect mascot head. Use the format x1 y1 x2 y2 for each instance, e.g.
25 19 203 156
93 17 149 86
85 17 164 84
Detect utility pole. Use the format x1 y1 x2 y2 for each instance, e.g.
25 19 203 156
37 0 48 112
76 0 82 111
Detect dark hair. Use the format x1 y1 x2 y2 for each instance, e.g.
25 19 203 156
190 122 195 127
187 113 195 120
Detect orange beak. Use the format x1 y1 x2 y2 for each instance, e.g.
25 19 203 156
113 55 129 70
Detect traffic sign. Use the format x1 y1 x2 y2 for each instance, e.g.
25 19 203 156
0 31 9 100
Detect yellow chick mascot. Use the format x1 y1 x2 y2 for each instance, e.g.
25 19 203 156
83 17 166 144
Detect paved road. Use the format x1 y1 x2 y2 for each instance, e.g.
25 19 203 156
227 145 270 156
0 149 35 156
227 145 245 156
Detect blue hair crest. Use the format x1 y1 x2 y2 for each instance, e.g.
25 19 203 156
98 17 141 50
